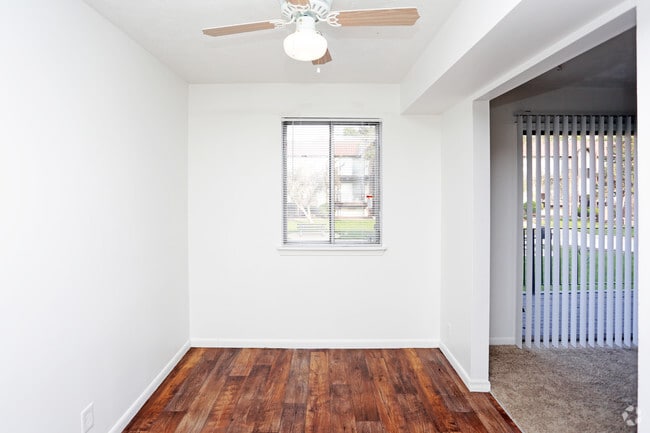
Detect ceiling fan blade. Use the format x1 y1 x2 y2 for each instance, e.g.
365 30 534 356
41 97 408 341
333 8 420 26
202 21 278 37
287 0 310 5
312 49 332 65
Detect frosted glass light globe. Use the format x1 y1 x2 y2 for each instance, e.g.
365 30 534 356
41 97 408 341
283 16 328 62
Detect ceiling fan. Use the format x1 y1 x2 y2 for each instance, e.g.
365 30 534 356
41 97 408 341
202 0 420 65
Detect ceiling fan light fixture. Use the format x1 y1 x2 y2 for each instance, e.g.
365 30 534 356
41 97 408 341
203 4 420 67
283 15 328 62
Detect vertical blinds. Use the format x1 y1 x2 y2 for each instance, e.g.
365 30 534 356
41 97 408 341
518 114 637 347
282 119 381 245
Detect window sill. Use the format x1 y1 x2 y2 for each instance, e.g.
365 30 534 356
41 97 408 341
277 245 387 256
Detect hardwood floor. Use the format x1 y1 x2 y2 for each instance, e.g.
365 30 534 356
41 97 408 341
123 348 520 433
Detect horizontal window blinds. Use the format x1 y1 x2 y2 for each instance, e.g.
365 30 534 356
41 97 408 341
283 119 381 245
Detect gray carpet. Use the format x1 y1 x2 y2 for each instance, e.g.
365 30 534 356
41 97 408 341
490 345 637 433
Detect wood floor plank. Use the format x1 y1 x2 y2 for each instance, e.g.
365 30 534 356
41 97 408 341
165 349 222 412
283 350 310 405
397 393 439 433
454 411 492 433
278 403 306 433
356 421 388 433
255 348 281 366
305 351 331 433
226 365 270 433
252 349 292 432
365 354 408 432
415 348 474 413
198 376 245 433
331 384 357 433
404 348 460 432
123 348 209 432
468 392 522 433
346 350 381 422
138 411 185 433
328 348 348 385
381 349 419 395
173 348 238 433
229 348 259 377
122 348 520 433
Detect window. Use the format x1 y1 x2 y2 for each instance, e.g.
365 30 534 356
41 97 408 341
282 119 381 246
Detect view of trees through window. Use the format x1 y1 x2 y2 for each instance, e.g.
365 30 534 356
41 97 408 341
283 119 380 245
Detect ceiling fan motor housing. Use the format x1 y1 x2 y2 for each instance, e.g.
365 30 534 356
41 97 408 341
310 0 333 19
281 0 333 22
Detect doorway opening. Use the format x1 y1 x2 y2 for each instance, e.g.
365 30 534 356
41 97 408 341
488 27 638 433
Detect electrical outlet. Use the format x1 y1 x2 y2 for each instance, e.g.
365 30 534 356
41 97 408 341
81 402 94 433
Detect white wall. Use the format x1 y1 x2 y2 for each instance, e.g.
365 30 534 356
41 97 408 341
0 2 189 433
188 84 441 347
439 99 491 391
489 86 637 344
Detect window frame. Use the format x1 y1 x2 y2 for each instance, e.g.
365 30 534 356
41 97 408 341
281 118 384 251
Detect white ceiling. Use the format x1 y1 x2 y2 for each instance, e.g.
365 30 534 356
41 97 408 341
491 27 636 106
522 28 636 91
83 0 461 84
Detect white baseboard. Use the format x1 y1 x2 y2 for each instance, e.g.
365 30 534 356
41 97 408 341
190 338 439 349
439 342 491 392
109 341 191 433
489 337 517 345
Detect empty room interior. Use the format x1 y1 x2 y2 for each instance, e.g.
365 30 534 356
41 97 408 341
1 1 648 432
